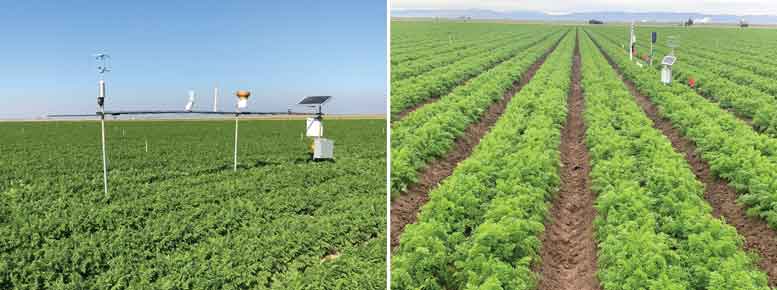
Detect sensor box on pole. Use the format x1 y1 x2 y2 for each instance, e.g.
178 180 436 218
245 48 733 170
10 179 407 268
298 96 334 160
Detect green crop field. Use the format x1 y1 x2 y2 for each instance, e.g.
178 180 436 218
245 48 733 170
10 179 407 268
391 20 777 290
0 119 386 289
390 22 567 196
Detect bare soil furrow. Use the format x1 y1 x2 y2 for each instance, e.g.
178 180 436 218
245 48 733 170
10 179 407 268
537 30 602 290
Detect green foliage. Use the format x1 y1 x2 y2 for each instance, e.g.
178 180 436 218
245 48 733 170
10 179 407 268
0 119 386 289
593 26 777 137
580 30 770 290
392 32 574 290
588 26 777 232
390 27 567 196
390 22 565 118
392 31 532 81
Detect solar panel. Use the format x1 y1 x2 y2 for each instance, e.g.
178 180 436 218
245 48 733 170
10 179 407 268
661 56 676 66
298 96 332 105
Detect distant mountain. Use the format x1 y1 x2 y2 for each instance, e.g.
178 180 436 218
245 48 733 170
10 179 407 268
391 9 777 25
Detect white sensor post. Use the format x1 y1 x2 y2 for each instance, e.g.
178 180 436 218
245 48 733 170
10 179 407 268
629 21 636 61
213 87 219 112
233 90 251 171
95 52 111 195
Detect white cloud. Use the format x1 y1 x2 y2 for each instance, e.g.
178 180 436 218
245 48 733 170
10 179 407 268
391 0 777 15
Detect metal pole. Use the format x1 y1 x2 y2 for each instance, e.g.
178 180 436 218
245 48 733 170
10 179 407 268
233 114 239 171
100 113 108 194
98 79 108 195
629 24 632 60
650 42 653 66
213 87 219 112
94 53 110 196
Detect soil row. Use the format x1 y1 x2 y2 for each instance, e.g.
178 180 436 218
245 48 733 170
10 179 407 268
536 29 602 290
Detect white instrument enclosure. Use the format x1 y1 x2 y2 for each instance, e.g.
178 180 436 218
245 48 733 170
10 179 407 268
306 118 323 137
237 99 248 109
313 138 334 159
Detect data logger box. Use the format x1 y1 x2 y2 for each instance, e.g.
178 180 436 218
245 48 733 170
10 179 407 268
313 138 334 159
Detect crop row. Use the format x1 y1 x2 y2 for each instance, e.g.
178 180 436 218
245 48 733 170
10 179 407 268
598 27 777 134
391 28 469 56
390 29 562 117
579 30 769 290
392 32 520 66
645 38 777 96
392 32 574 290
588 28 777 232
390 30 566 195
655 28 777 71
664 40 777 81
595 25 777 172
671 62 777 136
628 38 777 136
594 28 777 137
392 31 532 81
390 22 546 63
629 26 777 79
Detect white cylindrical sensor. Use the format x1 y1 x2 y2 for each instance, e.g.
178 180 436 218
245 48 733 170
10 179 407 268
213 87 219 112
306 118 323 137
99 80 106 99
235 90 250 110
185 90 195 111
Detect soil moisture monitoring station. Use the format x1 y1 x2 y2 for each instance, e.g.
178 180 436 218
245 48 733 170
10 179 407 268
49 53 336 195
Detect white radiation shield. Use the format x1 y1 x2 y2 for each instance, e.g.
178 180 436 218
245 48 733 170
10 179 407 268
306 118 323 137
185 90 196 111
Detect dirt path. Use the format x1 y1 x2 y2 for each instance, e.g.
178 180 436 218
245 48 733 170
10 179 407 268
537 30 602 290
390 32 567 252
589 30 777 287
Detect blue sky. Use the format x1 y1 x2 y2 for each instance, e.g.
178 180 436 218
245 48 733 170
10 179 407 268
0 0 387 119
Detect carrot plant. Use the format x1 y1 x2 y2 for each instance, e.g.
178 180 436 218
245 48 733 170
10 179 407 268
580 30 769 290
